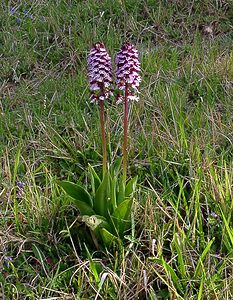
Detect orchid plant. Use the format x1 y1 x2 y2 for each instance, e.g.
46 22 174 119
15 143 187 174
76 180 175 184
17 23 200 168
59 42 141 249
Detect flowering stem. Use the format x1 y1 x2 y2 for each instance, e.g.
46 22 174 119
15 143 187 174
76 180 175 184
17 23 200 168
99 97 107 176
123 83 129 183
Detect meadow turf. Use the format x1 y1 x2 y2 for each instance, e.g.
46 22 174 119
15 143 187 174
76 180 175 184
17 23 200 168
0 0 233 299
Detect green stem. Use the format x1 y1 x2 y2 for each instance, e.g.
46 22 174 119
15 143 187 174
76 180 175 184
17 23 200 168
123 83 129 183
99 99 107 176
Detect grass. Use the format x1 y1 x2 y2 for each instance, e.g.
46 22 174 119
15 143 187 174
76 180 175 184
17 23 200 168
0 0 233 299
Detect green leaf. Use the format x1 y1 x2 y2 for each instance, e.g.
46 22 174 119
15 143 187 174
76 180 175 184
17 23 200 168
88 164 101 194
171 233 186 279
161 256 184 294
125 176 138 198
193 238 215 279
111 157 122 177
32 244 49 276
71 200 95 216
110 176 117 209
94 173 110 217
220 207 233 250
197 275 205 300
58 181 93 207
58 181 95 215
84 245 101 284
112 199 133 236
99 228 118 247
116 176 125 205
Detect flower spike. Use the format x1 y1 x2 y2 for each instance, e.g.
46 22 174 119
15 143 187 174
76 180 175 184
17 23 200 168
87 42 113 103
115 42 141 103
87 42 113 175
115 42 141 182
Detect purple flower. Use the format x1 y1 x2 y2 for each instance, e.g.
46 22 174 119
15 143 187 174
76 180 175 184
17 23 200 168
17 181 25 188
16 181 25 198
3 256 13 267
115 42 141 103
4 256 13 261
24 9 33 19
3 256 13 268
87 42 113 103
10 6 17 15
16 18 22 25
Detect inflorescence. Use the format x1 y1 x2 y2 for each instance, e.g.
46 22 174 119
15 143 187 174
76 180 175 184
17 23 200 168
87 42 113 103
87 41 141 104
115 42 141 103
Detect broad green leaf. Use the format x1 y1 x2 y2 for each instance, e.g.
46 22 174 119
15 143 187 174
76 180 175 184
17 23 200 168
58 181 94 215
125 176 138 198
116 176 125 205
70 200 95 216
113 199 133 221
112 199 133 236
111 176 117 209
111 157 122 177
58 181 93 207
88 164 101 194
94 173 110 217
99 228 118 247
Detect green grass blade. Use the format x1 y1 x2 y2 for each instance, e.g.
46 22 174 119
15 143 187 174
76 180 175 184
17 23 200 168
194 238 215 279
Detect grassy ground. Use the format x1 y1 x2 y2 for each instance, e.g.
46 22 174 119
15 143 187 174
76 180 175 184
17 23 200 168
0 0 233 299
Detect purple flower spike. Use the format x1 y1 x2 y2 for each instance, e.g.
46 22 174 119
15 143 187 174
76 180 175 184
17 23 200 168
115 42 141 104
87 42 113 103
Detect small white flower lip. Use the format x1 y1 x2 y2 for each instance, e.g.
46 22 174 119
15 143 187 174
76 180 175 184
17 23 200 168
128 95 139 101
90 83 100 91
